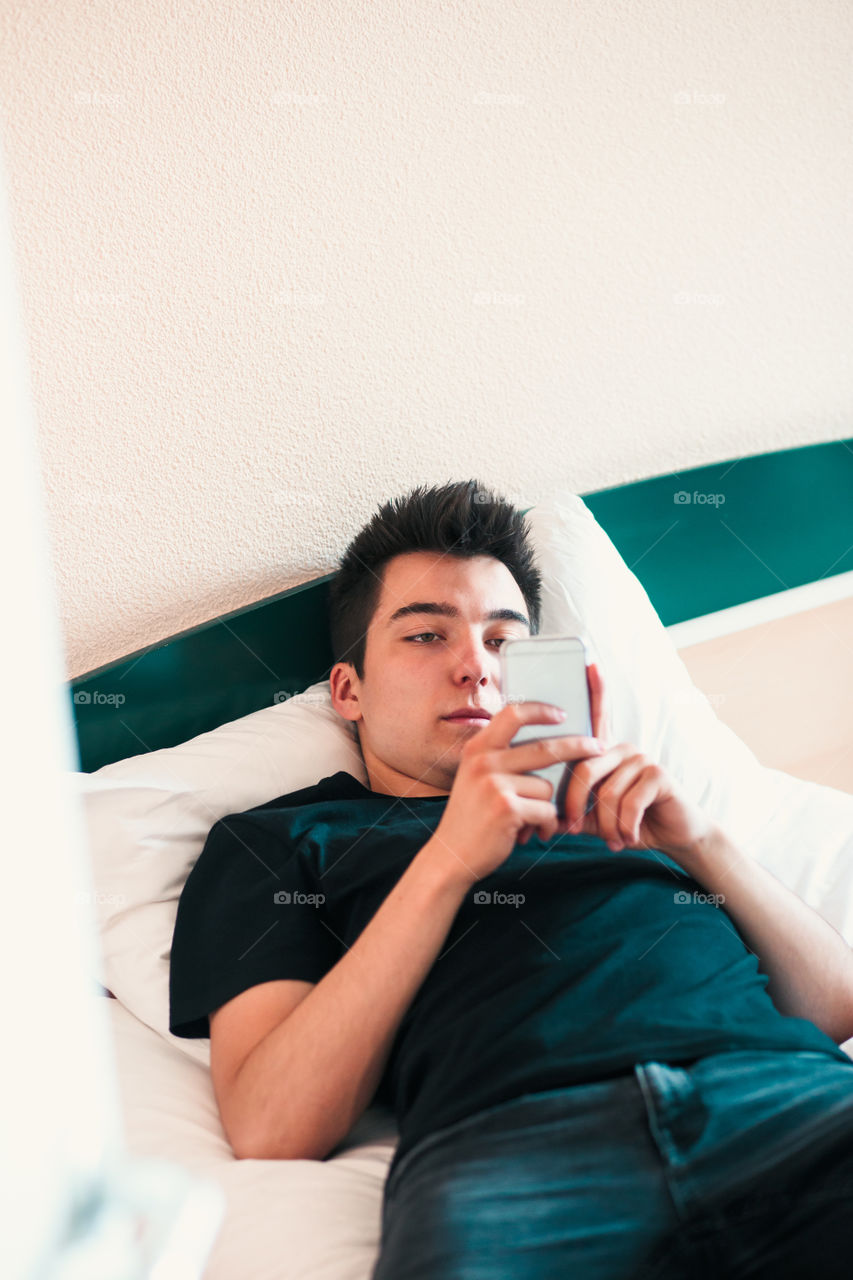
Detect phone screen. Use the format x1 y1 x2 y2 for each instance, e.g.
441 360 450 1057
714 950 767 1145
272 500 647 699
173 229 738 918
499 635 594 820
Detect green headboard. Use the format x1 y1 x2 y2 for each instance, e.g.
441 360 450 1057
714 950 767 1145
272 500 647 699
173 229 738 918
69 439 853 773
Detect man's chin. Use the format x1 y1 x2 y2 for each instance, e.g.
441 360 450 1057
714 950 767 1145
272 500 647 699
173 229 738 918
418 758 459 794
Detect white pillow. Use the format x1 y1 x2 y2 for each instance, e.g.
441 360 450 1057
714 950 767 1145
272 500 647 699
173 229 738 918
102 993 397 1280
74 686 368 1066
74 490 853 1065
527 495 853 944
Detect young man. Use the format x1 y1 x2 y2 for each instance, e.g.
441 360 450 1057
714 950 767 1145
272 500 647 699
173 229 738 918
169 480 853 1278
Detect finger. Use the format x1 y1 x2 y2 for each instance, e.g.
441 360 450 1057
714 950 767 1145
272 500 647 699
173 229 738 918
613 769 662 847
586 662 600 740
587 661 608 744
598 665 610 744
591 757 650 846
489 700 577 751
564 743 637 831
500 733 604 776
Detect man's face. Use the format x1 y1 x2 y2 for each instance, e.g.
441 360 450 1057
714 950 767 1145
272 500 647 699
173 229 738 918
329 550 532 797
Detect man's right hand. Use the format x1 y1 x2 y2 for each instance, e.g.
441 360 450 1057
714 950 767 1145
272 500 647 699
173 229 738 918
425 702 605 890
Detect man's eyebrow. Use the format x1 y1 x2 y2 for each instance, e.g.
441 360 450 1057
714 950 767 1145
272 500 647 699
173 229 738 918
386 601 531 629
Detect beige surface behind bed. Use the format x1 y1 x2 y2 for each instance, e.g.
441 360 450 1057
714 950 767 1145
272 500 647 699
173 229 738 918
676 597 853 796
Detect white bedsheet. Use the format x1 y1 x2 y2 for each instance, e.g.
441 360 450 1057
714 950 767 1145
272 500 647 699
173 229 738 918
103 992 399 1280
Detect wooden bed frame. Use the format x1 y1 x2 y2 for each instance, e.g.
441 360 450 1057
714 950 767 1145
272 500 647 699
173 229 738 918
69 439 853 774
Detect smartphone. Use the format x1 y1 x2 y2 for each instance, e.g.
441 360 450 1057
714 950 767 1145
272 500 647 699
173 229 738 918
499 634 595 821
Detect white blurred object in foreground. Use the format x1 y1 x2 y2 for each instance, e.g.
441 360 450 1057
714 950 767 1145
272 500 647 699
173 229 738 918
0 146 224 1280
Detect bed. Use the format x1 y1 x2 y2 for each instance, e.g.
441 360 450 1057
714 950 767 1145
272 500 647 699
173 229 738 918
69 440 853 1280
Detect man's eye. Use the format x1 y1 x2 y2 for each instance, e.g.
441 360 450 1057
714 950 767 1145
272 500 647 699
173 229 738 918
405 633 507 647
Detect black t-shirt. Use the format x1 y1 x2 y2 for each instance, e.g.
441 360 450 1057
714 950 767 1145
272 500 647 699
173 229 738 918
169 769 852 1174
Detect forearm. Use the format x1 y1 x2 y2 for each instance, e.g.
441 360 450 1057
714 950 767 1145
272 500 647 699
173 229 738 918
679 825 853 1045
231 840 470 1161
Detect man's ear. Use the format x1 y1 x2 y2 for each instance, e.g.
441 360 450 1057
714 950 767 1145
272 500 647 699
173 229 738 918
329 661 362 724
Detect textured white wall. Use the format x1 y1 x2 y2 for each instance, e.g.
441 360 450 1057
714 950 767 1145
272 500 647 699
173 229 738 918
0 0 851 678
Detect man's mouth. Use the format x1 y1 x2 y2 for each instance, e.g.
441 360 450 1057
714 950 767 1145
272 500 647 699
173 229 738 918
443 713 492 725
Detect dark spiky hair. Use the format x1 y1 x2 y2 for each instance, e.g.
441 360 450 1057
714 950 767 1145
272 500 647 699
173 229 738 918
326 479 542 680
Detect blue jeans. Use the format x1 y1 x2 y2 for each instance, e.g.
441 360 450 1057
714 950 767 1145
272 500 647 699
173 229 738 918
372 1050 853 1278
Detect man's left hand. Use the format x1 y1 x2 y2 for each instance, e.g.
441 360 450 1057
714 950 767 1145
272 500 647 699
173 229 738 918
556 661 715 863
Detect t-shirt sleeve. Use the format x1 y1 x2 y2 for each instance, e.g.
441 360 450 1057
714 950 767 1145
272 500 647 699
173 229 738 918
169 812 341 1039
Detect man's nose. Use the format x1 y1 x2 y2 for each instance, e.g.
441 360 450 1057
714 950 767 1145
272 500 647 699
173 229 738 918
452 639 492 681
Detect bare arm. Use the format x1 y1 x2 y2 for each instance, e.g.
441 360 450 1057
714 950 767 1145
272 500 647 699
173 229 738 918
681 825 853 1045
554 663 853 1048
224 699 606 1160
226 839 470 1161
